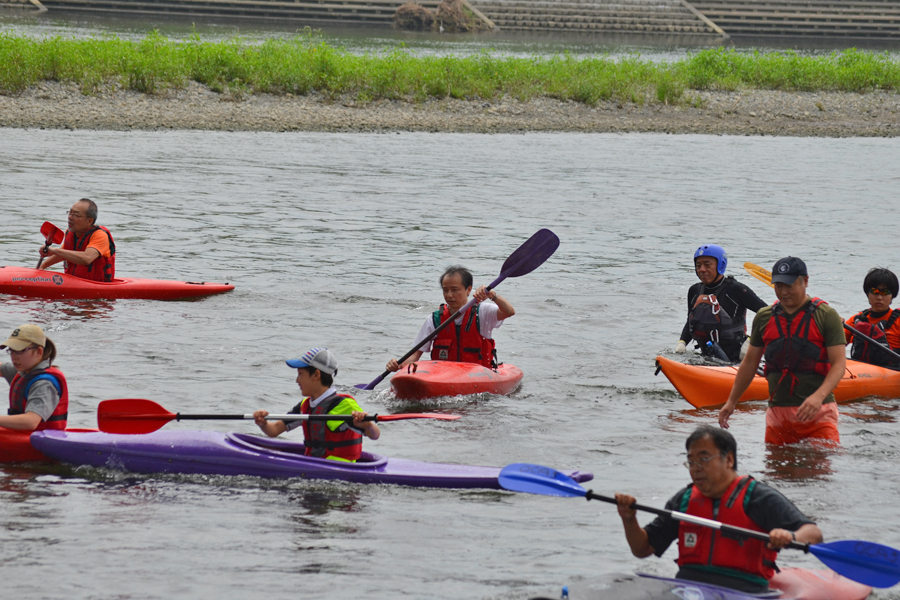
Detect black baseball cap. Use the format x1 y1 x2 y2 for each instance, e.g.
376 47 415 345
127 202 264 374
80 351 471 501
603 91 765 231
771 257 808 285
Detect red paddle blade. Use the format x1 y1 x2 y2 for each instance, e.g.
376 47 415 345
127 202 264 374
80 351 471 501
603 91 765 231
377 413 461 421
98 399 178 434
40 221 64 245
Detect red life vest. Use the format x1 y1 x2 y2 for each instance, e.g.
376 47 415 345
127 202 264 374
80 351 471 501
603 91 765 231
848 309 900 368
762 298 831 395
8 366 69 431
431 304 496 369
63 226 116 282
299 393 362 462
676 476 778 586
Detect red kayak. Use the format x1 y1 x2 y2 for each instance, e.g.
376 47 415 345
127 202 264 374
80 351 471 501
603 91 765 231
0 427 97 462
390 360 523 400
0 266 233 300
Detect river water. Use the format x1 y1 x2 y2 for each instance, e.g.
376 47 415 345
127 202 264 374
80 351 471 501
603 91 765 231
1 129 899 599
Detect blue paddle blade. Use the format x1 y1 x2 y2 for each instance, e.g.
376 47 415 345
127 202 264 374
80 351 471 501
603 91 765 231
498 463 587 498
810 540 900 588
499 229 560 279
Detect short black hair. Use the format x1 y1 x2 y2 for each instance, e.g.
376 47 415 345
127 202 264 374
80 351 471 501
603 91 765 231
686 425 738 470
440 266 473 290
300 366 334 387
78 198 98 226
863 268 899 297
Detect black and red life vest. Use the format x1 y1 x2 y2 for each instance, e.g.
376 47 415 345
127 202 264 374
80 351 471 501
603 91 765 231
431 303 496 369
689 277 747 345
8 366 68 431
63 225 116 282
847 309 900 368
762 298 831 395
676 476 778 587
298 393 362 462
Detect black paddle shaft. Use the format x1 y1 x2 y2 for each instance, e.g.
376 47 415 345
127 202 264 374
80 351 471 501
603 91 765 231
844 323 900 364
175 413 378 422
583 489 810 553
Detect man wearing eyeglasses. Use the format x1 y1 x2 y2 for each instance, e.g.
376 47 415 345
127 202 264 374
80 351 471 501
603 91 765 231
615 425 822 594
719 257 846 445
38 198 116 282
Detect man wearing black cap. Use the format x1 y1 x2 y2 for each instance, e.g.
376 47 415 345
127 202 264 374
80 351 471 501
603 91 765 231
719 257 846 444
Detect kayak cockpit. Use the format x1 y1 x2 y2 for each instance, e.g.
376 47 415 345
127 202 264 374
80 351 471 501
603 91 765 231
226 433 388 468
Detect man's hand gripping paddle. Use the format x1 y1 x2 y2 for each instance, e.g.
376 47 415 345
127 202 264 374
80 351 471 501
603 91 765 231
355 228 560 390
37 222 64 269
499 463 900 588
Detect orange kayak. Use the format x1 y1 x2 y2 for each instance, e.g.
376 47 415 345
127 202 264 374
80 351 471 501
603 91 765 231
655 355 900 408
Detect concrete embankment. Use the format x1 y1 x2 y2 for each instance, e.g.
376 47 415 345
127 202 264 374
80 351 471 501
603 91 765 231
2 81 898 136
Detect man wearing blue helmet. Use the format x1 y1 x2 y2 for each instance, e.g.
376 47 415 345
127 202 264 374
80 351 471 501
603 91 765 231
676 244 768 363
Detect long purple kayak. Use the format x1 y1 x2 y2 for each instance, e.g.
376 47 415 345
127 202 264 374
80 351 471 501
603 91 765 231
30 430 594 489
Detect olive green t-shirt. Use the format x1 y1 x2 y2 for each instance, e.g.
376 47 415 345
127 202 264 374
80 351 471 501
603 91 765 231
749 298 845 407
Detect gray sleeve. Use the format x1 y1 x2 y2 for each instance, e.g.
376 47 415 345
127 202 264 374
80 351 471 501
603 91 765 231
1 363 16 384
23 379 60 422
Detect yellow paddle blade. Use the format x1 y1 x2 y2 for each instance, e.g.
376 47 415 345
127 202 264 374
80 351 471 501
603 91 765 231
744 262 774 288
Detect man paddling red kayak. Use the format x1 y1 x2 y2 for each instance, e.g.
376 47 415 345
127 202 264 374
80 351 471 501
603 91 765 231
385 266 516 373
38 198 116 282
615 425 824 594
254 348 380 462
0 324 68 432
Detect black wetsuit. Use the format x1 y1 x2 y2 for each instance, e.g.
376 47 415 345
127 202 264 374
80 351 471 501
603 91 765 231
680 275 768 362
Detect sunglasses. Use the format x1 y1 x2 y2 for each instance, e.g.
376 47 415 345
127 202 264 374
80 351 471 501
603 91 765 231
869 288 893 297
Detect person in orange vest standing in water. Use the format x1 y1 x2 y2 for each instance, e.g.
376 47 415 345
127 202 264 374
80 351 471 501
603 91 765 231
719 257 846 444
385 266 516 373
39 198 115 282
0 324 68 432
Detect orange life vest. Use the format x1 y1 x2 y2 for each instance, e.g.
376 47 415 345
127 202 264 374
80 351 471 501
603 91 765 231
676 476 778 587
431 303 496 369
63 225 116 282
9 366 68 431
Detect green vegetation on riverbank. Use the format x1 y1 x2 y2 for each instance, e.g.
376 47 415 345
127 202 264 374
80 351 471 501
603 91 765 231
1 31 899 106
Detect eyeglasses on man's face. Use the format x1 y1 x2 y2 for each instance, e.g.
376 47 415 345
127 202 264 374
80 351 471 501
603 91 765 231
683 453 724 470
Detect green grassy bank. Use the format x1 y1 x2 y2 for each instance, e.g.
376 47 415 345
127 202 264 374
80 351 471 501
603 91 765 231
2 31 899 106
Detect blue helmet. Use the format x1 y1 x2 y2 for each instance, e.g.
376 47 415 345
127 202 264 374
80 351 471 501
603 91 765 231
694 244 727 275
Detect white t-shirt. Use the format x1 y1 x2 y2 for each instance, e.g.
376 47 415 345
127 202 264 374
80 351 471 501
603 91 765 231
413 302 504 355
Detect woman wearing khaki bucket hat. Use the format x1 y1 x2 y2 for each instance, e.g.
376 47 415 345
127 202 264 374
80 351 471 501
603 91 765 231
0 324 69 431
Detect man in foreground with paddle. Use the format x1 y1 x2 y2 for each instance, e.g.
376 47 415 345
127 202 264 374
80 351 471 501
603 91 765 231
38 198 116 282
615 426 823 593
719 257 846 445
385 266 515 373
254 348 380 462
676 244 768 363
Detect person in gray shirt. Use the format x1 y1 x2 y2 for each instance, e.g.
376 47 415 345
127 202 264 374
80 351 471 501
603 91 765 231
0 324 68 431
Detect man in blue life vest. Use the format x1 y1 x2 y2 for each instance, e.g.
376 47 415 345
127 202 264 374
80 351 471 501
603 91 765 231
719 257 845 445
39 198 116 282
615 425 823 594
385 266 516 373
676 244 767 363
253 348 379 462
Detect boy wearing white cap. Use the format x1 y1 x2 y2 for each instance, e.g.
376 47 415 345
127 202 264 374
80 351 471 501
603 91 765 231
253 348 379 462
1 324 69 431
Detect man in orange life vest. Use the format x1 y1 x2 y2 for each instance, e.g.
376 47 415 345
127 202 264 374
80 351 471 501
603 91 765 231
385 266 515 373
719 257 846 445
0 324 68 432
39 198 116 282
844 267 900 369
615 426 822 594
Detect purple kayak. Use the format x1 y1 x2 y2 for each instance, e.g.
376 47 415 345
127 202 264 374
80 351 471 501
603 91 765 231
30 430 594 489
